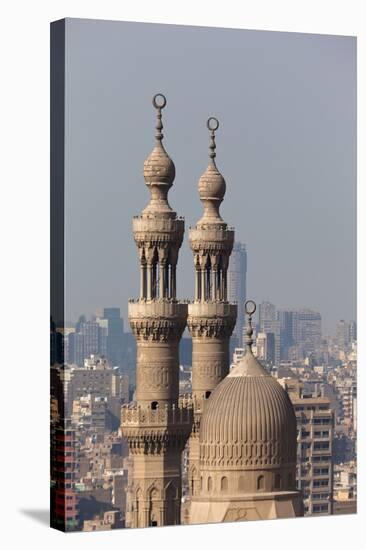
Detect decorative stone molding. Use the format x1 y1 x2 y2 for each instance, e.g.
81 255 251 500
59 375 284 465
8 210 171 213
129 301 188 341
121 403 193 454
187 305 237 339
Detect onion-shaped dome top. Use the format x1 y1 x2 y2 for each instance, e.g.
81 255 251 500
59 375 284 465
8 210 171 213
198 163 226 202
143 142 175 185
199 301 297 469
143 93 175 186
197 118 227 224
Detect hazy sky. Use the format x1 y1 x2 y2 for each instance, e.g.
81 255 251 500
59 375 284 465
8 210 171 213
64 18 356 335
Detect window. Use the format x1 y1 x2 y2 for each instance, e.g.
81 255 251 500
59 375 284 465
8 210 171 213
257 475 264 491
314 430 329 438
151 401 158 410
313 504 329 513
207 477 213 492
313 480 329 487
314 442 329 450
221 477 228 492
313 468 329 475
205 391 211 399
313 493 329 500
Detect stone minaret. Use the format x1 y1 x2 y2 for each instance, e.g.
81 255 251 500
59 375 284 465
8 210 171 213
121 94 193 529
186 118 237 503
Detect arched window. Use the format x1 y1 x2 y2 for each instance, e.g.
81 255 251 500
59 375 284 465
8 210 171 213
274 473 281 490
151 401 158 410
207 476 213 492
200 476 203 491
205 391 211 399
221 476 228 492
257 475 264 491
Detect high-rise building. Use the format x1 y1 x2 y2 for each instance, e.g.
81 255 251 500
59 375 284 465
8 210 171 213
121 95 192 528
293 309 322 356
336 319 357 353
227 242 247 346
50 420 80 531
102 308 124 366
258 301 280 365
278 310 295 360
278 378 334 516
186 117 237 512
256 331 275 363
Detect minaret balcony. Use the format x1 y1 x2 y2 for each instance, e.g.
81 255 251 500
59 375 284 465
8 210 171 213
188 301 237 319
121 402 193 449
132 216 185 245
189 226 234 251
129 300 188 323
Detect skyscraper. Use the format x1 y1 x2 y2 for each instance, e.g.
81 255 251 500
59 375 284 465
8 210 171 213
99 308 124 366
278 310 295 360
293 309 322 356
258 301 281 365
227 242 247 346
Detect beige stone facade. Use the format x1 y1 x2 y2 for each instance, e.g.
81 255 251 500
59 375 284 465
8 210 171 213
121 95 192 528
121 97 303 528
186 119 237 511
189 328 303 523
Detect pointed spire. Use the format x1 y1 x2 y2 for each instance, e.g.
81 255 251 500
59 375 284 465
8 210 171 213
244 300 257 353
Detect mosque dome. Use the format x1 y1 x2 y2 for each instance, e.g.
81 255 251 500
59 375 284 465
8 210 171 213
199 350 297 470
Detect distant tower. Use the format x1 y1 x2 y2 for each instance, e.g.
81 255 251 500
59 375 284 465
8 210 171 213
121 94 192 528
228 242 247 346
259 300 281 365
187 117 237 507
189 301 303 523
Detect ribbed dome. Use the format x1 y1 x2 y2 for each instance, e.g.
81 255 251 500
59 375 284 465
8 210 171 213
143 142 175 185
199 350 297 468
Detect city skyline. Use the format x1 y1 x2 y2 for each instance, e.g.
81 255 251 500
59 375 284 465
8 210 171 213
63 303 356 340
63 19 356 334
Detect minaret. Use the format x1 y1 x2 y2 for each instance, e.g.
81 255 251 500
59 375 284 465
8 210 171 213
186 117 237 504
121 94 192 528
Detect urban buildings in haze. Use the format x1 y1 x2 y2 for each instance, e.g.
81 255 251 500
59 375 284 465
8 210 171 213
227 242 247 347
50 94 356 531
